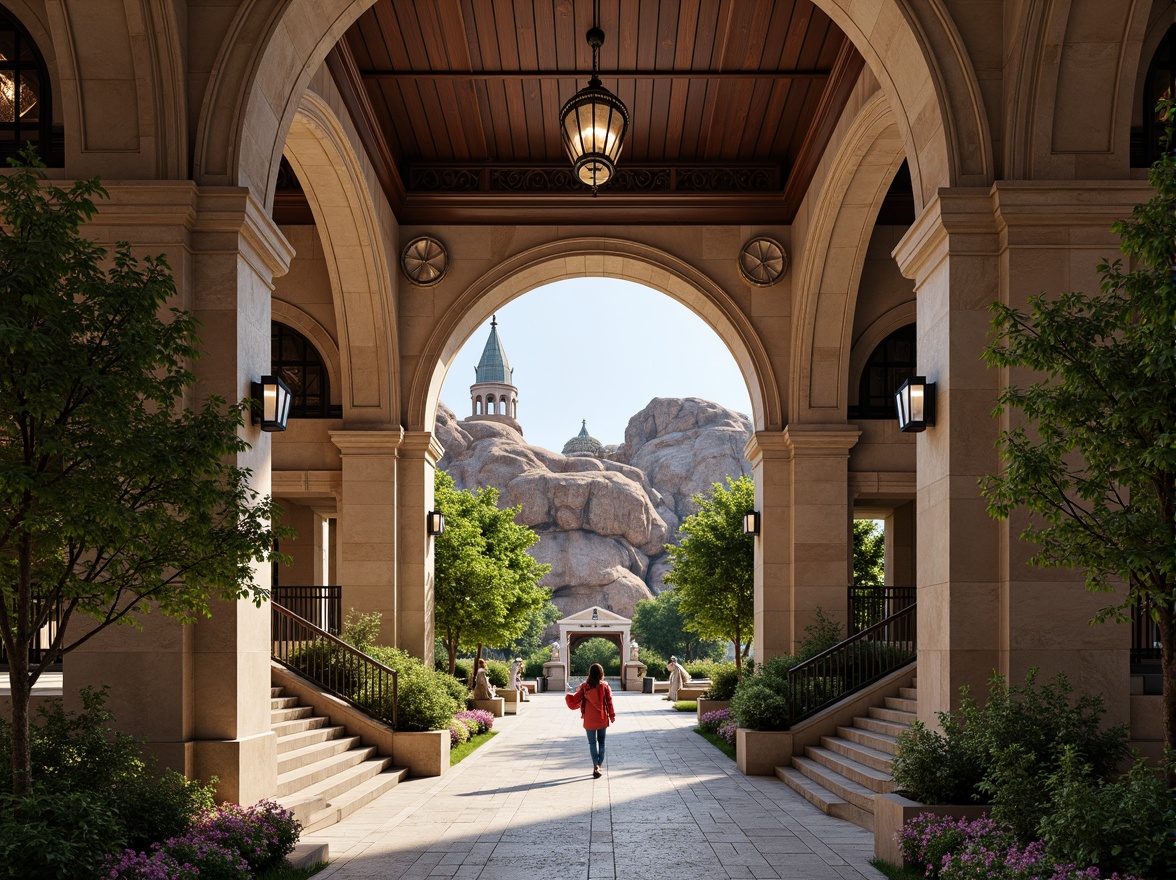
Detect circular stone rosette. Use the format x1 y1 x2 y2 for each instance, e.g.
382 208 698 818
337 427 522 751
738 237 788 286
401 235 448 286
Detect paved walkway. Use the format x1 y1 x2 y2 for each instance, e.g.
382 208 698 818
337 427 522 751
305 689 885 880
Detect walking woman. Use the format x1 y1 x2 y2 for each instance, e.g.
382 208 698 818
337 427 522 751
565 662 616 778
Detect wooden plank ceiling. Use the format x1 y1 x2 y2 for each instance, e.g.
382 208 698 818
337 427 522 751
305 0 864 224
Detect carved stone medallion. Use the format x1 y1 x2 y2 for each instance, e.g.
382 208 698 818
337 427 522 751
401 235 448 286
738 237 787 286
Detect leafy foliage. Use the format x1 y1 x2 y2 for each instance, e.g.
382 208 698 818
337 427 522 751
853 519 885 587
796 607 844 661
433 470 551 674
704 663 742 700
570 637 620 676
0 153 282 794
980 100 1176 772
663 475 755 671
730 679 791 730
891 671 1130 833
632 589 725 662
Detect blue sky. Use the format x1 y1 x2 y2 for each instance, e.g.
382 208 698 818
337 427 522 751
439 278 753 455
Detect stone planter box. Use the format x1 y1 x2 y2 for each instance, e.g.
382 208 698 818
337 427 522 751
873 793 991 866
736 728 795 776
392 729 451 779
696 699 731 726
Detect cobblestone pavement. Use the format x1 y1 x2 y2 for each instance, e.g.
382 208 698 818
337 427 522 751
305 689 886 880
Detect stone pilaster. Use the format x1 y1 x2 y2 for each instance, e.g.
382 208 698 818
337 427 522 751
330 429 404 646
397 431 445 662
746 432 792 661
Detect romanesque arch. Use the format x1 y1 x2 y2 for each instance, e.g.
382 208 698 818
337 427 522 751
791 91 908 422
283 90 399 427
404 238 782 440
270 300 343 410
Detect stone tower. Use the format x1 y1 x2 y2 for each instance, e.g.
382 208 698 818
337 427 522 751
561 420 604 457
469 316 522 434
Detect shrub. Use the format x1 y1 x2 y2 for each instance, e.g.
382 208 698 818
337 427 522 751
454 709 494 735
435 670 471 708
716 720 738 747
758 654 799 685
892 670 1130 835
1036 748 1171 878
340 608 382 651
367 646 462 731
486 659 510 688
453 659 474 687
704 663 741 700
795 607 843 660
153 830 250 880
448 721 470 746
571 637 621 675
523 647 550 678
730 680 790 730
640 648 668 681
684 660 721 680
194 800 299 873
0 784 122 880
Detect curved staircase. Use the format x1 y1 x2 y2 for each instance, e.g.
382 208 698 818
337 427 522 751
270 685 408 833
777 680 917 831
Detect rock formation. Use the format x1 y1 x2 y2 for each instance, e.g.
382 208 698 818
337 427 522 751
435 397 752 620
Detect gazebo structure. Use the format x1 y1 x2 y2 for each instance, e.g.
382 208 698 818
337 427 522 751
547 607 646 692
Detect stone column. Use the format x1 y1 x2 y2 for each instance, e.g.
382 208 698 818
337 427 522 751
894 189 1003 724
785 426 861 639
746 432 792 661
65 185 293 804
331 429 403 645
397 431 444 662
885 501 916 587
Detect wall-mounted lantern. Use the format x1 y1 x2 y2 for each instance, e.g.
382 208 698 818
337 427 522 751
251 375 291 432
894 376 936 433
426 510 445 536
743 511 760 536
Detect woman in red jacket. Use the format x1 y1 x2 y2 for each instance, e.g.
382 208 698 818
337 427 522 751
566 662 616 778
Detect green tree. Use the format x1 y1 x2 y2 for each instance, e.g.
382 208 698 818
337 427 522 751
663 474 755 672
503 599 560 658
853 519 885 587
981 101 1176 781
632 588 725 661
432 470 551 675
0 156 282 796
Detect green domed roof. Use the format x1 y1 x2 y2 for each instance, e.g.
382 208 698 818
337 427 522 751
562 420 603 456
474 317 513 384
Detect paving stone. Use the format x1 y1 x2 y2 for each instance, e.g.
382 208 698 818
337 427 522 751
303 690 881 879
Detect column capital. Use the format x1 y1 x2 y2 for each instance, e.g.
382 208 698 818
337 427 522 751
330 428 406 456
399 430 445 465
744 430 791 464
893 187 998 284
784 424 861 454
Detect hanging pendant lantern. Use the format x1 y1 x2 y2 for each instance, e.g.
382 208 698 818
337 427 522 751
559 18 628 192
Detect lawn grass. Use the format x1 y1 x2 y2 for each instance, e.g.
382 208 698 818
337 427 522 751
694 727 736 761
869 858 923 880
257 860 328 879
450 729 498 766
673 700 697 712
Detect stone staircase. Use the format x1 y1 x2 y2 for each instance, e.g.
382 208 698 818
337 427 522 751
270 685 408 833
776 679 917 831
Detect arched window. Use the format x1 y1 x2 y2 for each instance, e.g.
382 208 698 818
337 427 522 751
271 322 341 419
474 396 482 415
850 324 916 420
1134 25 1176 167
0 7 58 164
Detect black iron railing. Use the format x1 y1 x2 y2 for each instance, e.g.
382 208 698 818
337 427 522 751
272 585 342 635
1131 596 1161 665
0 597 66 669
848 585 916 635
272 603 397 729
787 603 917 726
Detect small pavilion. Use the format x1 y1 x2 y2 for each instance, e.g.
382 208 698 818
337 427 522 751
547 606 646 692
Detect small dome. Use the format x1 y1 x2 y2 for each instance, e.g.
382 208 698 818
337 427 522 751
562 419 604 457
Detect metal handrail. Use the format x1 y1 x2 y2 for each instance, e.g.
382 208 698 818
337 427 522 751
272 585 343 635
848 584 915 635
787 603 917 726
271 602 398 730
0 596 65 670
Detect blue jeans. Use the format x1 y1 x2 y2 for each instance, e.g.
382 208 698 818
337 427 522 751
585 728 607 767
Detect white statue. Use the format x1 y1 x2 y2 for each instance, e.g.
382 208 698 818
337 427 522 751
549 640 561 662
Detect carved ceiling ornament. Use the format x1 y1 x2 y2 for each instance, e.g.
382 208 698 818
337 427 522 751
401 235 448 286
738 236 788 286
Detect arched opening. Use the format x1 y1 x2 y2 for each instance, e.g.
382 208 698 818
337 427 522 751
0 4 58 165
848 324 916 421
272 322 341 419
569 636 621 678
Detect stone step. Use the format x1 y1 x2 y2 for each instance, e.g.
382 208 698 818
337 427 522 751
300 767 409 834
279 756 396 816
836 723 901 755
897 686 918 701
275 723 348 754
277 745 379 798
272 715 330 738
853 714 912 739
271 696 300 711
791 755 877 815
776 766 872 831
867 705 916 726
277 733 364 775
271 705 316 725
271 687 284 698
883 696 917 713
804 745 896 794
819 734 895 774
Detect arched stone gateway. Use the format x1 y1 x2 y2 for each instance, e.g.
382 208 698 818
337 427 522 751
18 0 1164 807
551 607 643 693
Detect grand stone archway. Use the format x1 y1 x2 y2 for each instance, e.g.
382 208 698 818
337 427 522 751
550 607 644 693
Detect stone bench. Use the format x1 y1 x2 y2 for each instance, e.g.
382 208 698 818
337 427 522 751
501 689 529 714
675 682 711 701
472 697 504 717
